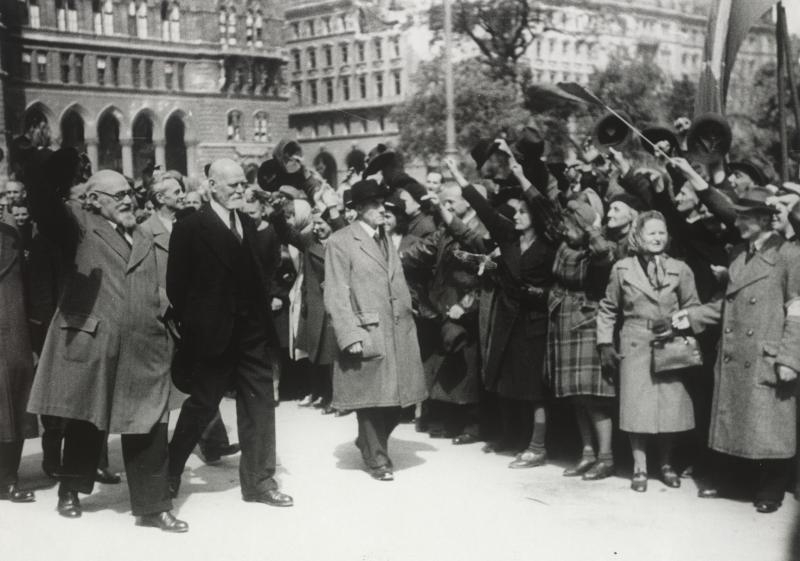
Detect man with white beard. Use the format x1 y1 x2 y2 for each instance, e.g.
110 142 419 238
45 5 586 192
26 169 187 532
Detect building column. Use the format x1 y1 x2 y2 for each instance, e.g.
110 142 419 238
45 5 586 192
186 140 198 178
86 138 99 172
121 138 134 178
154 139 166 169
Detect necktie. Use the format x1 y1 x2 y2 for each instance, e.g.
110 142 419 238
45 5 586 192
745 244 757 263
115 224 132 248
645 255 665 289
229 210 242 243
374 229 388 262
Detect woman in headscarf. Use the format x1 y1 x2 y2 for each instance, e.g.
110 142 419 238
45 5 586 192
596 211 700 492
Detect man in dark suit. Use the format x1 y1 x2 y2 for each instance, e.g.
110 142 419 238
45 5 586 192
166 158 292 507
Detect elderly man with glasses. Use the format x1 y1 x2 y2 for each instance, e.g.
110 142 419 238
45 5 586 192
26 168 188 532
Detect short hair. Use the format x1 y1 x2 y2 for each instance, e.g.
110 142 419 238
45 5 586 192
149 174 181 207
9 199 28 211
627 210 669 256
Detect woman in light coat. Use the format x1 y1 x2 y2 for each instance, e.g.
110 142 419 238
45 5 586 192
596 211 700 492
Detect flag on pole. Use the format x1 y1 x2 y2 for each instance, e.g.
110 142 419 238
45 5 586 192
695 0 777 115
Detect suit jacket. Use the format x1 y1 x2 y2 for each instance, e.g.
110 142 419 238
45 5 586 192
167 203 278 359
324 221 427 409
26 187 170 434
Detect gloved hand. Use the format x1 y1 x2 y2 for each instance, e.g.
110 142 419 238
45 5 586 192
599 345 620 378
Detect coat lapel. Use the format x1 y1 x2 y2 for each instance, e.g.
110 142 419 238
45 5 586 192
146 214 171 252
726 235 780 296
90 214 131 262
620 257 660 302
352 223 388 271
198 203 234 270
126 227 153 273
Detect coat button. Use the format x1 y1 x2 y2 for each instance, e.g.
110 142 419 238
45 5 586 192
744 361 751 368
723 355 731 363
724 327 732 334
746 329 754 336
727 296 734 303
749 297 757 304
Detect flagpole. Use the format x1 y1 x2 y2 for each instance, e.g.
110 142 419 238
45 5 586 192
778 2 800 161
444 0 457 161
776 2 789 183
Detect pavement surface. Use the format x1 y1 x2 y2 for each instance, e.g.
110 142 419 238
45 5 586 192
1 398 798 561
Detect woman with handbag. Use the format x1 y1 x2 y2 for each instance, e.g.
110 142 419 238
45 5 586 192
596 211 701 492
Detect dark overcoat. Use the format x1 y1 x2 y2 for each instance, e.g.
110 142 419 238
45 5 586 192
0 223 38 441
402 214 489 404
26 198 171 434
324 221 426 409
689 234 800 459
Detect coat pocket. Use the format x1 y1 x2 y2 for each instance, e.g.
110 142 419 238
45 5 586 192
757 342 779 387
570 302 598 331
356 311 385 360
59 313 100 363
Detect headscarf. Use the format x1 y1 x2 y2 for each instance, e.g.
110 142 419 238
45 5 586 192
627 210 669 289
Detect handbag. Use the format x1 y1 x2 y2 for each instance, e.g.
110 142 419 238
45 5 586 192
652 333 703 374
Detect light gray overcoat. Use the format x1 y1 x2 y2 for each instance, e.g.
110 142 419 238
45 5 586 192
324 221 426 409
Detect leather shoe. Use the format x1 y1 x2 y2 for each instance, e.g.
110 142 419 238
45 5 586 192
697 488 719 499
452 433 479 445
755 500 780 514
94 467 121 484
200 443 241 464
508 450 547 469
334 409 352 417
369 466 394 481
583 460 615 481
168 475 181 499
57 491 82 518
139 511 189 533
0 484 35 503
298 394 314 407
630 471 648 492
660 465 681 488
243 489 294 507
563 458 596 477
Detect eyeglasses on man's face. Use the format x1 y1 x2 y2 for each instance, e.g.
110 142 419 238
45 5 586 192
94 189 135 203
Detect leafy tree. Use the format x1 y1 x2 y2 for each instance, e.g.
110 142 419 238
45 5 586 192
665 76 696 121
390 56 530 163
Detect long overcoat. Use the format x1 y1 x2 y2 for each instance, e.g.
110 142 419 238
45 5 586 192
689 234 800 459
0 223 38 441
401 214 489 404
27 195 171 434
597 256 699 433
324 221 426 409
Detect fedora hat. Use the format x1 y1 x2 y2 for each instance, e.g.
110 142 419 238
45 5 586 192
686 113 732 164
640 126 679 156
593 112 631 148
347 179 389 208
363 150 401 179
732 186 779 215
470 139 500 171
729 159 769 187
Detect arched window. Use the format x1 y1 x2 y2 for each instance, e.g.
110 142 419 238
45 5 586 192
103 0 114 35
56 0 66 30
67 0 78 31
169 2 180 41
253 112 269 143
137 1 149 38
92 0 102 34
161 1 170 40
227 111 242 141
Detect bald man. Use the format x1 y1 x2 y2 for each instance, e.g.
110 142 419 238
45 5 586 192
26 168 187 531
166 159 293 507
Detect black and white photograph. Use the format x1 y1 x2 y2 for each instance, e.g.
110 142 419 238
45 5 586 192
1 0 800 559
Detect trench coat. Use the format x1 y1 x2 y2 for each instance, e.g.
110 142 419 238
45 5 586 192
26 192 171 434
597 256 699 433
0 223 38 441
402 214 489 404
689 234 800 459
324 221 426 409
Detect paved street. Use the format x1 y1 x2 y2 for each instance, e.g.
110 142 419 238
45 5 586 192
1 398 798 561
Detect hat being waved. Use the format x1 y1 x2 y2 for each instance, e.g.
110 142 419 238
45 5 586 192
732 187 779 215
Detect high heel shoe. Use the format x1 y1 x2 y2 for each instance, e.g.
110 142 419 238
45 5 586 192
630 471 648 492
660 465 681 488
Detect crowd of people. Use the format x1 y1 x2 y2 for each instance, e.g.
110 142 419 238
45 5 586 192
2 109 800 534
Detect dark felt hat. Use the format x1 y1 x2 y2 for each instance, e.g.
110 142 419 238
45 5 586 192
470 139 499 170
732 187 779 215
640 126 680 156
348 179 389 208
257 159 283 192
594 112 631 148
686 113 732 164
608 192 648 213
514 126 545 162
729 159 769 187
363 150 401 179
390 172 427 202
345 148 367 173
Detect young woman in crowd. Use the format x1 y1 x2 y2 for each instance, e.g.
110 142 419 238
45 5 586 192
596 211 700 492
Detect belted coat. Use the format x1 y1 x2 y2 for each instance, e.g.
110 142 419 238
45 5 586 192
26 190 171 434
689 234 800 459
324 221 426 409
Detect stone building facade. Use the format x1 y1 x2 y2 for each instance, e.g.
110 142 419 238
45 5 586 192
1 0 290 180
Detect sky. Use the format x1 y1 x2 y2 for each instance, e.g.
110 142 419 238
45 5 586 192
788 1 800 35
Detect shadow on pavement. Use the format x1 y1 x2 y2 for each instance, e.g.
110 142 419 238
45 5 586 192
333 437 436 472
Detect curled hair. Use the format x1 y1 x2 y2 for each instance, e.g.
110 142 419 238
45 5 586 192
627 210 669 255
